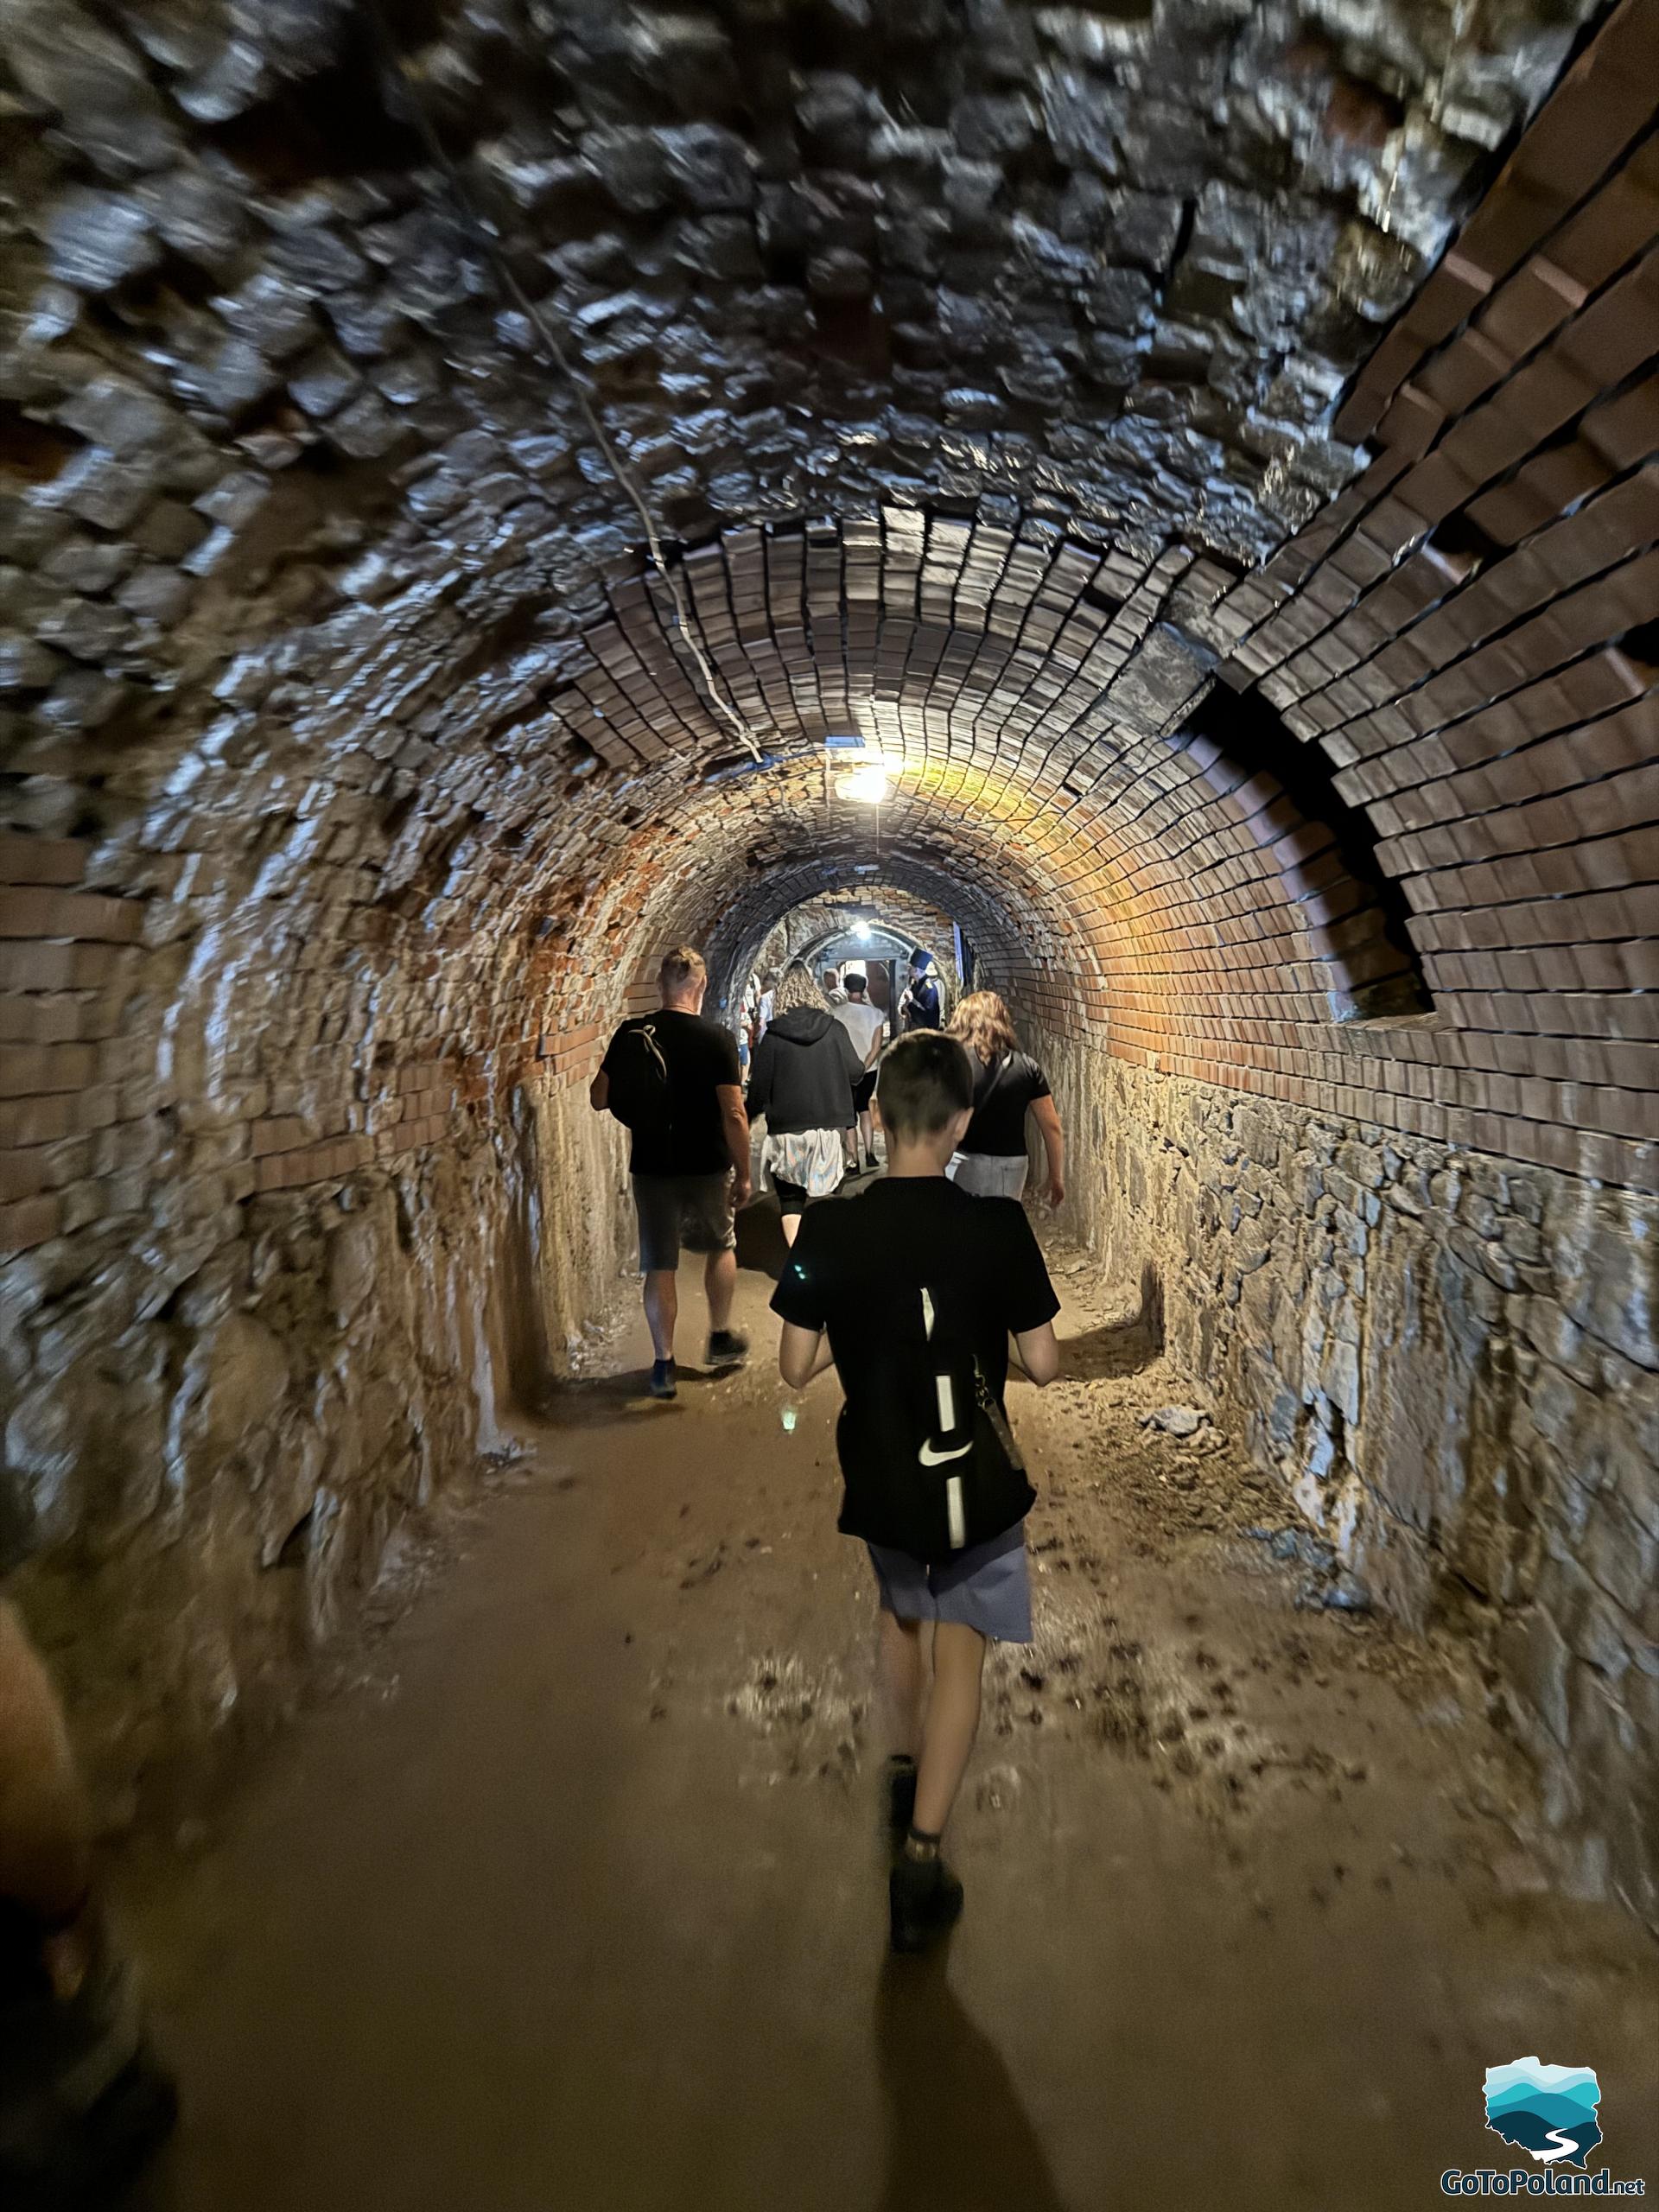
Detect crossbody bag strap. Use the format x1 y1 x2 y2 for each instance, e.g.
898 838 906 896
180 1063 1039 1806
972 1351 1027 1475
979 1051 1013 1102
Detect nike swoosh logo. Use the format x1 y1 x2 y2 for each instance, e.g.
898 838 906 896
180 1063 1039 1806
918 1440 973 1465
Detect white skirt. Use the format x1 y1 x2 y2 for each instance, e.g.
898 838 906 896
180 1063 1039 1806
762 1128 847 1198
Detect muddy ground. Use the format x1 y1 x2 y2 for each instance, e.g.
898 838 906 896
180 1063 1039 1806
112 1213 1657 2211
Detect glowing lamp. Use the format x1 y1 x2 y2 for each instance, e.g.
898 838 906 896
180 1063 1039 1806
837 765 890 804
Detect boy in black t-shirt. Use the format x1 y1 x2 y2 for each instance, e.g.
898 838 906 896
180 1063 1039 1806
772 1033 1059 1951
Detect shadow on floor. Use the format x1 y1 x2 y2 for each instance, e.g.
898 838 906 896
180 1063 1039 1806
540 1358 739 1430
1059 1258 1163 1382
876 1950 1070 2212
1060 1319 1158 1382
738 1164 886 1282
735 1192 789 1281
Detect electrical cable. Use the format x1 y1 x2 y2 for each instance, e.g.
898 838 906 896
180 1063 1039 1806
358 0 765 760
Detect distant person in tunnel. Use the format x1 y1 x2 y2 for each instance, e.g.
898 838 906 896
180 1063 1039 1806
822 964 847 1005
831 970 886 1176
745 962 864 1243
591 946 752 1401
946 991 1066 1208
772 1033 1060 1952
897 950 942 1032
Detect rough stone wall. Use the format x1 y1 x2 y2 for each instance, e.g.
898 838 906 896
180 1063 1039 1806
1030 1031 1659 1924
3 1071 626 1806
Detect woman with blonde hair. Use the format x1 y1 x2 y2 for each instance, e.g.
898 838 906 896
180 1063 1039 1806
945 989 1065 1205
746 961 865 1243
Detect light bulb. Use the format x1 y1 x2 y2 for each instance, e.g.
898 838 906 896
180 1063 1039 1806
838 765 890 804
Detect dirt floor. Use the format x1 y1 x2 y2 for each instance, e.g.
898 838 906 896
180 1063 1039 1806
112 1204 1657 2211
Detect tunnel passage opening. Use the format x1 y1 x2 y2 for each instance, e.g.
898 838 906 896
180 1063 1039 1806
1181 681 1434 1023
729 891 967 1039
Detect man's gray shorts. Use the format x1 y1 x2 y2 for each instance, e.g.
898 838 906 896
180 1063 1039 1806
632 1173 735 1274
948 1152 1029 1198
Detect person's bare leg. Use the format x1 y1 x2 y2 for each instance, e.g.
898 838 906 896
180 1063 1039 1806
0 1605 179 2184
859 1108 876 1160
704 1246 736 1332
0 1602 99 1999
878 1611 925 1762
779 1211 801 1247
642 1269 677 1361
912 1622 987 1839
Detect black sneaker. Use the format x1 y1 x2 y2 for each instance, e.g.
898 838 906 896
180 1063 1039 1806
889 1852 964 1954
706 1328 748 1370
864 1154 880 1173
649 1358 677 1400
883 1756 917 1842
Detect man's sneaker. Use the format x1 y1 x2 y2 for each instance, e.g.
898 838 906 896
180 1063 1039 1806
649 1358 677 1400
863 1154 881 1173
883 1756 917 1842
889 1852 964 1954
706 1328 748 1370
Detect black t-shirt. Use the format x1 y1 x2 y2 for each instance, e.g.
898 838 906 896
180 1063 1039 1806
770 1178 1059 1543
601 1008 741 1177
963 1051 1052 1158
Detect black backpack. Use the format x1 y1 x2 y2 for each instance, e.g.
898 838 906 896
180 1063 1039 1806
604 1018 674 1138
841 1281 1035 1564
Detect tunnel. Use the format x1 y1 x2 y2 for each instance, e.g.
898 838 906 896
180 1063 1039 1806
2 0 1657 2201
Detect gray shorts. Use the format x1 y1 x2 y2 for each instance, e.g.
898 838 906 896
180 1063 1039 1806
948 1152 1028 1198
632 1173 735 1274
867 1526 1032 1643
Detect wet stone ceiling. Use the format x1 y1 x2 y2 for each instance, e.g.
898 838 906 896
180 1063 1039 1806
2 0 1592 768
3 0 1653 1197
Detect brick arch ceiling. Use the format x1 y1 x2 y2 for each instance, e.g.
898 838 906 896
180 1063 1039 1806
3 0 1657 1253
523 509 1426 1046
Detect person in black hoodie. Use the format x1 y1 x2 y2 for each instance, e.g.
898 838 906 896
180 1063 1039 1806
746 961 865 1244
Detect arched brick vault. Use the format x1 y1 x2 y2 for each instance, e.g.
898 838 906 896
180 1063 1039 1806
3 0 1659 1916
494 512 1433 1074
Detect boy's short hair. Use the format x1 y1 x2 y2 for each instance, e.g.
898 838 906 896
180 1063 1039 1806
844 971 868 996
876 1031 974 1138
659 945 707 995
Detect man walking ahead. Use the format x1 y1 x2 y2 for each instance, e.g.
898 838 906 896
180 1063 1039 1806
592 947 752 1400
831 969 885 1175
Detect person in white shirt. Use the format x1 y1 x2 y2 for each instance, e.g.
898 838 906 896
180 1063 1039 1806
753 973 777 1047
822 965 848 1005
832 970 887 1174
